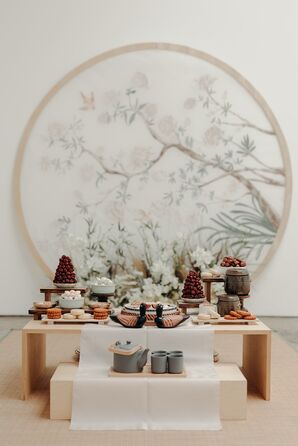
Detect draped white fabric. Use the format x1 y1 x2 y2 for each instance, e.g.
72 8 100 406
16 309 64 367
70 324 221 430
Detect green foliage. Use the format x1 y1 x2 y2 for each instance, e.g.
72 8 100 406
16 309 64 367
197 196 276 260
237 135 256 155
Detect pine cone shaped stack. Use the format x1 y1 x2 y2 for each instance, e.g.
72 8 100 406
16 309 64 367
182 270 205 300
54 255 77 284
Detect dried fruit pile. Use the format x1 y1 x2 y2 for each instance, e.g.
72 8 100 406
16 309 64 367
220 256 246 267
182 270 205 300
54 255 77 284
224 310 256 320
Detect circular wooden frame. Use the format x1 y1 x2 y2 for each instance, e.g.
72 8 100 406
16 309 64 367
14 42 292 280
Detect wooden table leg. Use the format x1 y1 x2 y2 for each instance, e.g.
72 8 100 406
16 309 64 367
204 282 212 302
22 332 46 400
242 332 271 400
44 291 51 301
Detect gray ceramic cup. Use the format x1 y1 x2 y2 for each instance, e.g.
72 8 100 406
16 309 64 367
167 351 184 374
151 351 167 374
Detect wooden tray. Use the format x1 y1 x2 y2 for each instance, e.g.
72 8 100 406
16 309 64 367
108 364 186 377
41 316 109 324
29 306 112 320
191 316 257 325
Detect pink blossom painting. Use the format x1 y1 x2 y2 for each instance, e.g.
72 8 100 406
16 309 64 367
18 44 291 295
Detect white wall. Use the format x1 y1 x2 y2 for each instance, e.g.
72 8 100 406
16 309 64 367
0 0 297 315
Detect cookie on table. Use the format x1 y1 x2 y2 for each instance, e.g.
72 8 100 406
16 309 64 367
63 313 76 320
78 313 92 320
94 308 109 320
70 309 85 317
47 308 62 319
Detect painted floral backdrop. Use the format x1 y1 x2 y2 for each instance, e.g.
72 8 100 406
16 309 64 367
20 48 288 305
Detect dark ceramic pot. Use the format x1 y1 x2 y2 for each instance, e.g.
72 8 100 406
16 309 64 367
225 268 250 296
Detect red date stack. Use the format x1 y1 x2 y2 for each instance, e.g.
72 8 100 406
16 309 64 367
182 270 205 300
54 255 77 284
220 256 246 267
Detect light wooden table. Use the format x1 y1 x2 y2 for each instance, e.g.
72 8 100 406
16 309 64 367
21 320 271 401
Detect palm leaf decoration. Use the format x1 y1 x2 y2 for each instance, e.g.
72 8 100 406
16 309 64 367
197 196 277 260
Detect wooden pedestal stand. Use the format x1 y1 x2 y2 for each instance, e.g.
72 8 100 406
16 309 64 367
178 276 224 314
40 286 88 302
203 277 224 301
178 300 201 315
28 286 89 320
89 292 114 302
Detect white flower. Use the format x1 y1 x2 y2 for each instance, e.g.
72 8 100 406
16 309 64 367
143 103 157 118
98 112 111 124
184 97 196 109
162 285 170 294
151 260 172 282
103 90 120 106
171 276 179 289
158 115 176 136
129 146 151 170
40 156 51 171
190 247 214 270
204 126 223 147
85 257 106 272
130 72 148 89
48 122 66 140
197 75 216 91
142 278 157 299
80 164 94 182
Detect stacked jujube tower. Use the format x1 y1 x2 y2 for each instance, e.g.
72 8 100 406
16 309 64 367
182 270 205 300
54 255 77 284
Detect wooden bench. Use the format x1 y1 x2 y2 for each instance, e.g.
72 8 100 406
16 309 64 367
50 362 247 421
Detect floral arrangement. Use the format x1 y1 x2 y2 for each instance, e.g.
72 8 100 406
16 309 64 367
63 219 218 307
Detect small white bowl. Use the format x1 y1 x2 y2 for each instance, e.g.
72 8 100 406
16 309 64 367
34 301 54 309
59 297 85 309
91 284 115 294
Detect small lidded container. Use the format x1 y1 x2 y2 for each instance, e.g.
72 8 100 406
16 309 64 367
225 268 250 296
217 294 241 317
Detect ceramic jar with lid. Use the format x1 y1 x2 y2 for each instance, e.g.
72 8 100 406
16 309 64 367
224 268 250 296
217 294 241 317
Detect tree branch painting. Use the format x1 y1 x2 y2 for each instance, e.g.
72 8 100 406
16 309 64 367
19 46 290 283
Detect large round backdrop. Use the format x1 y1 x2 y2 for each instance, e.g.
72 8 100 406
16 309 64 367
16 43 291 281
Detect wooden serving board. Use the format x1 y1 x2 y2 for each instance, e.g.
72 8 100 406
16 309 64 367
191 316 257 325
108 364 186 378
41 316 109 324
29 306 112 320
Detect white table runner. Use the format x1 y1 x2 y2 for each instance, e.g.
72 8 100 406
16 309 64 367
70 324 221 430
